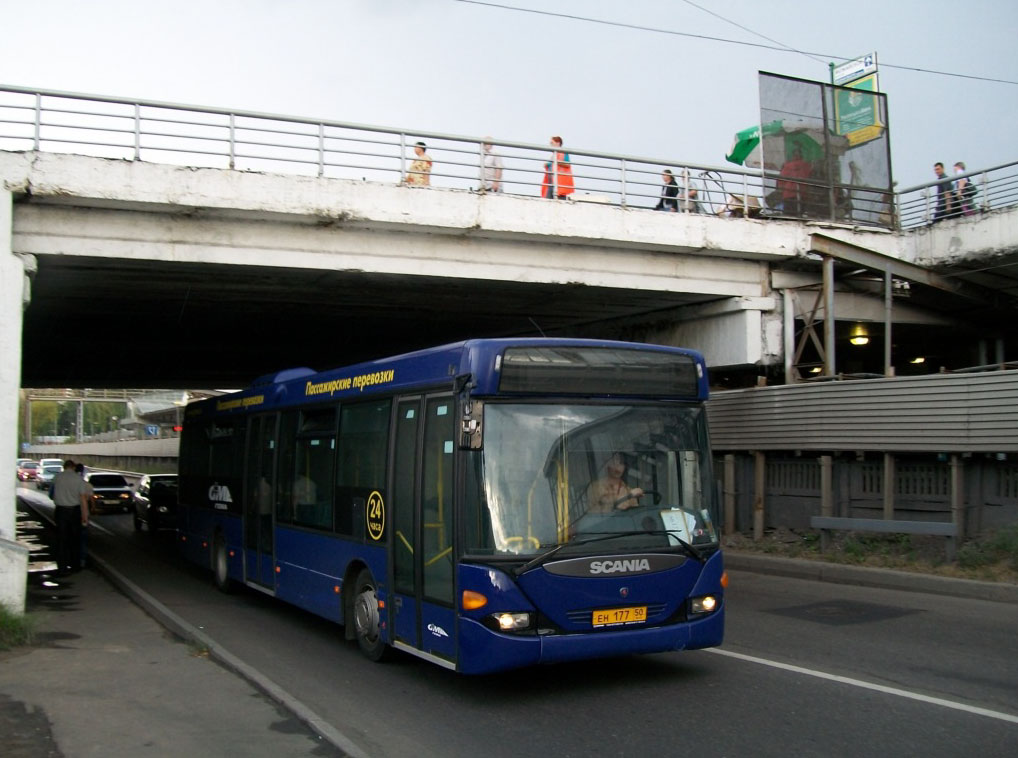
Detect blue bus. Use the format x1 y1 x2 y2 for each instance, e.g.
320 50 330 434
177 339 725 674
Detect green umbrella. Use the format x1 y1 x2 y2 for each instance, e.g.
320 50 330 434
726 119 845 170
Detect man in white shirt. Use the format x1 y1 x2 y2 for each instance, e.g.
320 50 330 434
51 459 89 575
479 138 503 193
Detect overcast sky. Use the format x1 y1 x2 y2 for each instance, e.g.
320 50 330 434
1 0 1014 189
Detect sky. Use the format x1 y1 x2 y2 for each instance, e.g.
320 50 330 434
1 0 1015 190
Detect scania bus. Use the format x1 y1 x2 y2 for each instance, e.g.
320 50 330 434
177 338 725 674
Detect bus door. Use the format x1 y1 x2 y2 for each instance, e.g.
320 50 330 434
391 394 457 664
244 413 277 589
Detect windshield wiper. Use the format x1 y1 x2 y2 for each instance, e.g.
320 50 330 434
512 530 704 577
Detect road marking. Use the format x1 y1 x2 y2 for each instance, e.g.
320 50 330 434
88 520 113 536
706 648 1018 725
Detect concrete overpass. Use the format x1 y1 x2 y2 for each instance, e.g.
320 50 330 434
8 150 1017 389
3 104 1018 610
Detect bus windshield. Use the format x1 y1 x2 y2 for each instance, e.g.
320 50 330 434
465 402 718 557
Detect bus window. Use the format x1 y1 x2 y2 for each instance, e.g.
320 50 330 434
467 403 718 554
392 400 419 595
209 419 245 514
275 411 298 524
336 399 391 538
422 397 454 604
290 408 336 530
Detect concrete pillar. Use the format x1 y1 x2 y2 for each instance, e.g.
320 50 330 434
783 289 795 384
723 453 735 535
753 451 765 541
883 452 895 520
950 454 965 538
819 454 833 552
823 256 836 377
883 270 893 376
1 189 29 613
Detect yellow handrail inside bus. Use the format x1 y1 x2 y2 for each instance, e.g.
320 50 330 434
425 546 452 567
396 530 413 554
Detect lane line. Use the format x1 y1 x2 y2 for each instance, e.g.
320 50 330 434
706 648 1018 725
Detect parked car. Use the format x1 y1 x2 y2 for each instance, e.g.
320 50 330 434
132 474 178 533
17 461 40 482
36 463 64 491
84 472 134 514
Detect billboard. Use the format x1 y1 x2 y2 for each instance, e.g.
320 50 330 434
756 72 893 227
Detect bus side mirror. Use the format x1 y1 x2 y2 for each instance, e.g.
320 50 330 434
460 400 483 450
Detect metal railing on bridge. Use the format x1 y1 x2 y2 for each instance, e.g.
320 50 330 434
896 161 1018 229
2 84 1016 230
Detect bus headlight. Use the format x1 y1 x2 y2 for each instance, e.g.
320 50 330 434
689 595 719 616
495 612 531 632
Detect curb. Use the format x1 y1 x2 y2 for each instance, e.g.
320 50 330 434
88 553 368 758
724 551 1018 604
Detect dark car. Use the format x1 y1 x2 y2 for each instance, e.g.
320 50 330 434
17 461 40 482
85 472 134 514
132 474 178 532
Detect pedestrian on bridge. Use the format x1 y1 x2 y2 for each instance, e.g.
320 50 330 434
479 138 503 193
654 170 679 211
406 142 432 187
51 459 89 575
541 136 574 199
932 162 954 222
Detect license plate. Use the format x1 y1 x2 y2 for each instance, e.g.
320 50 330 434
592 605 647 628
103 499 119 505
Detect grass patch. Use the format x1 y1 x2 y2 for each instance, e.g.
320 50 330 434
724 525 1018 583
0 603 37 650
958 524 1018 571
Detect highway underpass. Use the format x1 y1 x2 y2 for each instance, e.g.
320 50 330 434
4 148 1018 613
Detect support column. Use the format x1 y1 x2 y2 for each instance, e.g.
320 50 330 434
783 289 795 384
0 190 29 613
950 454 965 540
753 451 765 541
723 453 736 535
823 256 836 377
819 455 833 552
884 269 894 376
883 452 895 520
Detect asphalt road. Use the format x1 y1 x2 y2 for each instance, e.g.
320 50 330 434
40 503 1018 757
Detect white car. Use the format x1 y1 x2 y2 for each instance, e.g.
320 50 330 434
36 463 64 491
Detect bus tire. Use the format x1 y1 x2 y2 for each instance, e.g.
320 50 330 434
213 537 234 594
352 569 389 661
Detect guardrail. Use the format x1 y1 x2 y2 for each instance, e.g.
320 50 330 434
2 84 1016 230
0 84 777 219
896 160 1018 229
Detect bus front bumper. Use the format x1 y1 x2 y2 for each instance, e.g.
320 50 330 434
456 604 724 675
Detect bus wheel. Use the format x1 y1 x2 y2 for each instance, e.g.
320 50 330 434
213 537 234 594
352 569 389 661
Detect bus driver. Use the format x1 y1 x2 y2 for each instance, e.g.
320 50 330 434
585 453 644 513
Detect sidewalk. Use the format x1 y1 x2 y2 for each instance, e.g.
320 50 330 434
0 564 349 758
0 565 345 758
2 496 347 758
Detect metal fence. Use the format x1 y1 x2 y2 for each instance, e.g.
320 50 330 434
2 84 1017 230
896 160 1018 229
